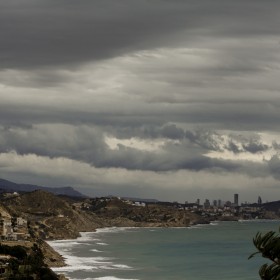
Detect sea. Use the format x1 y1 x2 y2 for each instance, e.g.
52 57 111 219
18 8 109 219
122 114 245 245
48 220 280 280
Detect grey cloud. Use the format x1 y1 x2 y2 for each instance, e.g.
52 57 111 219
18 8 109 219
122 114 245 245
1 0 280 201
0 0 191 69
99 140 210 171
224 133 270 154
185 130 222 151
160 124 185 139
267 155 280 180
1 0 280 69
0 124 272 176
0 124 205 171
107 124 185 140
272 142 280 151
226 141 241 154
242 142 269 154
0 124 107 161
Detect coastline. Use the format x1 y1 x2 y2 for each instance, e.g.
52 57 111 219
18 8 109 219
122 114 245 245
46 218 280 275
45 221 219 278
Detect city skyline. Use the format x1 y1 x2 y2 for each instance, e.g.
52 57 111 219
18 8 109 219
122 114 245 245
0 1 280 202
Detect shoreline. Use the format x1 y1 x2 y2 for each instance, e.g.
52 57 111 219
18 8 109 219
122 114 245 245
45 221 230 276
45 218 280 279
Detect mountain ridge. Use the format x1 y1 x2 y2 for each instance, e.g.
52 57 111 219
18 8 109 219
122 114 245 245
0 178 86 198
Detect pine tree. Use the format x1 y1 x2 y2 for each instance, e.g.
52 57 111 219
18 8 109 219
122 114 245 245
249 227 280 280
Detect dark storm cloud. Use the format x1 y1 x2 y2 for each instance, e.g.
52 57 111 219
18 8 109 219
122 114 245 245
242 142 269 154
0 124 106 161
1 0 280 69
0 124 206 172
226 141 241 154
1 0 280 201
0 123 273 175
266 155 280 181
105 124 185 140
272 142 280 150
0 0 192 69
185 130 223 151
2 99 280 133
224 133 270 154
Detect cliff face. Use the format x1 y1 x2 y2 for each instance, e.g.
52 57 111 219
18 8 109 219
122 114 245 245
1 190 99 239
1 191 205 240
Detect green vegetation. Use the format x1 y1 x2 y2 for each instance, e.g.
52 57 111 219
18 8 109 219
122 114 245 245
0 243 59 279
249 227 280 280
0 244 27 260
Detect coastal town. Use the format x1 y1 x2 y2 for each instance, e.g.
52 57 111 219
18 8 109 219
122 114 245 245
0 193 29 242
0 192 278 241
0 189 279 279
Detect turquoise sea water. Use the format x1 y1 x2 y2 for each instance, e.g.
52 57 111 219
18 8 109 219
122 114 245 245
48 220 280 280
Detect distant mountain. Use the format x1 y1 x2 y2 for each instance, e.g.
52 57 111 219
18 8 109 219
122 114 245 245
0 178 86 198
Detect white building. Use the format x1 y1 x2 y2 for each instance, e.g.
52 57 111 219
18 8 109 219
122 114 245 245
16 217 27 226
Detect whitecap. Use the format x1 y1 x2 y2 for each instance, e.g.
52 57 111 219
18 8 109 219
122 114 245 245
91 249 103 252
70 277 139 280
93 277 138 280
112 264 132 269
48 231 134 277
95 227 137 234
78 232 101 242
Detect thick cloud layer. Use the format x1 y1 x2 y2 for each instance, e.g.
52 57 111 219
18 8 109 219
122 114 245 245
1 0 280 202
1 0 279 70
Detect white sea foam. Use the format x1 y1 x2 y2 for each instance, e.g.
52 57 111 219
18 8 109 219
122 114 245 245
91 249 103 252
78 232 101 242
188 224 208 229
48 233 133 276
112 264 132 269
51 253 131 274
95 227 137 234
70 277 138 280
238 219 280 223
48 229 137 278
93 277 138 280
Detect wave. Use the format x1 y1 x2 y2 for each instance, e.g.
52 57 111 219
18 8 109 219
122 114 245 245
52 253 132 273
78 232 101 242
91 249 103 252
93 277 139 280
238 219 280 223
48 233 134 277
187 222 219 229
70 277 139 280
95 227 137 234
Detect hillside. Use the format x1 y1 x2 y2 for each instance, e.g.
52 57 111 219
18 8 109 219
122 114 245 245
1 191 205 240
0 178 86 197
262 200 280 213
87 197 204 227
1 190 100 239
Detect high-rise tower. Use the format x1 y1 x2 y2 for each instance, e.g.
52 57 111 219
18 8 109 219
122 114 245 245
234 194 239 206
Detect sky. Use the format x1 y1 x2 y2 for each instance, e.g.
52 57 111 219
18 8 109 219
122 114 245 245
0 0 280 203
